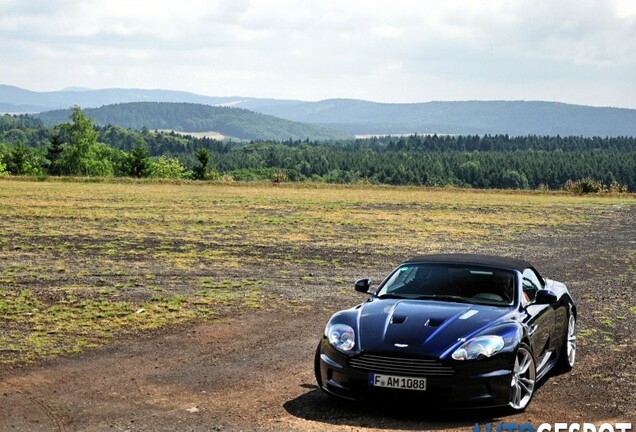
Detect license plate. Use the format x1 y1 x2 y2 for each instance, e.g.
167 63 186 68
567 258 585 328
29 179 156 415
369 373 427 391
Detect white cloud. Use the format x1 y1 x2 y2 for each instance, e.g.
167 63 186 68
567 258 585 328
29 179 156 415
0 0 634 107
371 25 403 39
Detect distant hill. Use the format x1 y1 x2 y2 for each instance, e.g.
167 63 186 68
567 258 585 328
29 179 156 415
245 99 636 137
0 84 297 113
4 84 636 137
0 102 48 114
35 102 353 141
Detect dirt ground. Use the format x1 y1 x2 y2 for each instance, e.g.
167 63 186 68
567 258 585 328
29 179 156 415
1 205 635 431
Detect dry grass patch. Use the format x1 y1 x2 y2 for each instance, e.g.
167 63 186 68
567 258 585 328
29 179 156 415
0 179 633 365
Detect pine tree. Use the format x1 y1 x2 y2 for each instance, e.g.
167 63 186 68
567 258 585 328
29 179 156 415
126 142 151 178
46 131 64 175
193 148 211 180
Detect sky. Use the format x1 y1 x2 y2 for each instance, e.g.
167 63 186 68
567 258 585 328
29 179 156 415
0 0 635 108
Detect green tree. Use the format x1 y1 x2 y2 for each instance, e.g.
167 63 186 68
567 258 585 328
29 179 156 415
150 156 188 179
6 143 27 174
457 160 483 186
125 142 152 178
46 130 64 175
59 106 113 176
6 144 43 175
192 148 211 180
2 128 27 146
500 169 529 189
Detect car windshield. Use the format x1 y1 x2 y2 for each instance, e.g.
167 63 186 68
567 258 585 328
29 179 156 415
376 263 516 306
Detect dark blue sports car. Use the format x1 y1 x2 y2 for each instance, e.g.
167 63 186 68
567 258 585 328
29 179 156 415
315 254 576 412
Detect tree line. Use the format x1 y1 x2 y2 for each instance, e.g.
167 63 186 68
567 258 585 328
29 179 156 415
1 108 634 191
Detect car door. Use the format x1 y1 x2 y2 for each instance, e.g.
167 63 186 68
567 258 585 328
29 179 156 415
521 268 555 371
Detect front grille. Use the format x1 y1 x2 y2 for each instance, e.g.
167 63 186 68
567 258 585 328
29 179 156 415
349 354 454 377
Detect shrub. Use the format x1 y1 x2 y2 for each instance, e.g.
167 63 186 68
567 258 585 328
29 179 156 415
150 156 189 179
607 180 628 194
271 170 288 183
564 178 603 194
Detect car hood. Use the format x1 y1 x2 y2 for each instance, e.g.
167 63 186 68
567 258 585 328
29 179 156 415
357 299 510 357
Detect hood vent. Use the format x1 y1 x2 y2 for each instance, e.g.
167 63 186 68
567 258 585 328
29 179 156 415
390 314 407 324
424 318 445 327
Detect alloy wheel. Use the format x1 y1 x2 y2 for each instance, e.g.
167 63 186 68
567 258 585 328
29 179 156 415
566 315 576 368
509 345 536 411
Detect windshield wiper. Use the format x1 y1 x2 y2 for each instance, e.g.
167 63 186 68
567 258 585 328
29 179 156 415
412 294 477 304
377 293 409 299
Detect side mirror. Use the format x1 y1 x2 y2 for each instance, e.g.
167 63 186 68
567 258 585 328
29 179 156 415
354 278 372 294
535 289 557 305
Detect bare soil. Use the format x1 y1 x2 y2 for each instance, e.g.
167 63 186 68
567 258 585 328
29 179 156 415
1 206 634 431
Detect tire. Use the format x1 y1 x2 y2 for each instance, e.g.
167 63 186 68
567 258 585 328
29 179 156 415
314 342 323 388
508 343 536 413
556 312 576 373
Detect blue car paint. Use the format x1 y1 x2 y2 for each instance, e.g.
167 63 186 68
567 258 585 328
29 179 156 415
316 255 576 409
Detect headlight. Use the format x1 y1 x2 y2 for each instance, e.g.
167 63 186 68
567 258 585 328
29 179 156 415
326 323 355 351
451 335 504 360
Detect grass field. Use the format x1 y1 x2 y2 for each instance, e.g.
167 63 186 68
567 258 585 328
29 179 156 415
0 179 633 366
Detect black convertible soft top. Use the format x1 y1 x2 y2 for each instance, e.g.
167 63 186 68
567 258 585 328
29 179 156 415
403 254 532 272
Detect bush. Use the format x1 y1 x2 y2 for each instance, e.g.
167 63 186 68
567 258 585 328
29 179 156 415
270 170 288 183
563 178 603 194
227 168 273 181
150 156 189 179
607 180 628 194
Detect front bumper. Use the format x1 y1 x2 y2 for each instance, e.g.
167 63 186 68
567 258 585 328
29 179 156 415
317 340 515 407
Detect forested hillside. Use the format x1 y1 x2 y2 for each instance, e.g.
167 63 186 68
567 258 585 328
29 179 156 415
35 102 352 141
249 99 636 137
1 110 634 191
3 85 636 137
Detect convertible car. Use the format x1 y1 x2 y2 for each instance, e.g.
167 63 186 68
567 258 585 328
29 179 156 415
315 254 576 412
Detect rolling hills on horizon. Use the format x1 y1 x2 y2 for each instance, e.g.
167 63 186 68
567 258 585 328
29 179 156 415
35 102 353 141
3 84 636 137
248 99 636 137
